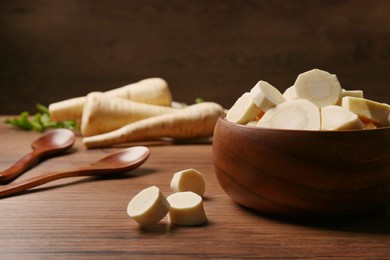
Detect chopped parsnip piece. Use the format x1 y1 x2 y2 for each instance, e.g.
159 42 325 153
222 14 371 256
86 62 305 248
171 168 206 196
127 186 170 227
321 105 364 130
167 192 208 226
342 97 390 126
226 92 261 124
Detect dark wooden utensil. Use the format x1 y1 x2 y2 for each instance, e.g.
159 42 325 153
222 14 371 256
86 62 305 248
0 129 76 183
0 146 150 198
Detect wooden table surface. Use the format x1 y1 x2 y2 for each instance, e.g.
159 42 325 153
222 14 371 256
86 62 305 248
0 118 389 259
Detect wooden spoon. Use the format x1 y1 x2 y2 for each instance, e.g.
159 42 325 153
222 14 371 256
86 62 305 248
0 129 76 183
0 146 150 198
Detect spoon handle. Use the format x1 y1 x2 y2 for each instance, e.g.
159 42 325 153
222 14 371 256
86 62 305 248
0 152 40 183
0 168 94 198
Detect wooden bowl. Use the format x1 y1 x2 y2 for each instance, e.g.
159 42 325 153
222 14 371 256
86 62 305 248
212 116 390 216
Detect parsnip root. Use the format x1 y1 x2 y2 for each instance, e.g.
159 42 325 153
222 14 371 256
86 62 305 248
83 102 225 148
49 78 172 121
81 92 177 137
48 97 85 122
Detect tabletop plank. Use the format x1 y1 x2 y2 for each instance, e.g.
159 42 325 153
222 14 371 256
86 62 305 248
0 118 389 259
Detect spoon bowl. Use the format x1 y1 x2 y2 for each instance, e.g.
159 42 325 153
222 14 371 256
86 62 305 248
0 129 76 183
31 128 76 155
88 146 151 172
0 146 151 198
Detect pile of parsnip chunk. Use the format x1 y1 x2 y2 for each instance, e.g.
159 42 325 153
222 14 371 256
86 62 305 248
48 78 224 148
226 69 390 130
127 168 208 227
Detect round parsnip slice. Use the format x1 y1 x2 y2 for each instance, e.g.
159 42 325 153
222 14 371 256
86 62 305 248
249 81 286 112
127 186 170 227
342 96 390 127
170 168 205 196
226 92 262 124
257 99 320 130
321 105 364 131
294 69 342 108
283 86 298 100
167 192 207 226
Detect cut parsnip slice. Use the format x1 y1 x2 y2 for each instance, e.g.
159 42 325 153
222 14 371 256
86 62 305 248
294 69 342 108
83 102 224 148
341 89 364 99
170 168 205 196
246 120 259 126
257 99 320 130
249 81 286 112
342 97 390 126
363 121 378 130
336 89 364 105
226 92 261 124
283 86 298 100
321 105 364 131
167 192 207 226
127 186 170 227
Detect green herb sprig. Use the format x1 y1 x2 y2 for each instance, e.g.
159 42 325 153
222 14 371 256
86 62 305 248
195 97 205 104
4 104 76 132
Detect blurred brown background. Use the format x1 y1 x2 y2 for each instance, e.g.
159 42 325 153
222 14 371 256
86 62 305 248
1 0 389 114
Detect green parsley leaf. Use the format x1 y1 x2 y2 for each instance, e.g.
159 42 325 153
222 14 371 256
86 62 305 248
4 104 76 132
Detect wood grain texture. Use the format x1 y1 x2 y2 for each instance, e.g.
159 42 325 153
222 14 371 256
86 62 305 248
1 0 390 114
213 116 390 216
0 117 390 259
